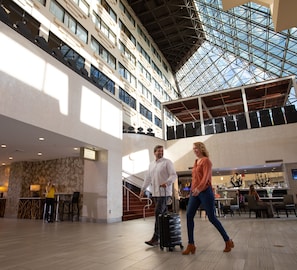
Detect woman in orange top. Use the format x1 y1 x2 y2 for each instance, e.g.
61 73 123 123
182 142 234 255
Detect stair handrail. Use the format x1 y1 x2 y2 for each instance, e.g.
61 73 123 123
122 178 152 220
122 169 144 187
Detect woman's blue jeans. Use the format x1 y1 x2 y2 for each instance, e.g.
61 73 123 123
186 186 230 244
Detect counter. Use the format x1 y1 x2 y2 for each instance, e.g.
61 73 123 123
18 197 45 219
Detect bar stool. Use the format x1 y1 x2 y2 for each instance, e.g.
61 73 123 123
60 192 80 221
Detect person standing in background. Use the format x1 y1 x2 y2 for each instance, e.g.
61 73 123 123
139 145 177 246
182 142 234 255
45 181 56 222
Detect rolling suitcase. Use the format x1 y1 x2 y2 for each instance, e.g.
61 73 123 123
158 212 183 251
158 187 183 251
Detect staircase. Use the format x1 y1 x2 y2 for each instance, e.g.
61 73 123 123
122 185 155 221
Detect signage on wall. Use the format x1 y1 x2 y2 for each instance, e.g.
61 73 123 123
80 147 98 161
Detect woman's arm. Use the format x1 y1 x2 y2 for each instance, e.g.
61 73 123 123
191 158 212 195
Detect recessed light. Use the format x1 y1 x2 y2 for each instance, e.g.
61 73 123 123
1 144 6 148
9 157 13 160
38 152 42 156
74 147 79 151
39 137 45 141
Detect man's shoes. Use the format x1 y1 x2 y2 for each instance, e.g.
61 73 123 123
145 238 159 246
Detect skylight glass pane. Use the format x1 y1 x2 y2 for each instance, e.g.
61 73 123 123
175 0 297 109
284 63 297 74
286 52 297 63
290 28 297 38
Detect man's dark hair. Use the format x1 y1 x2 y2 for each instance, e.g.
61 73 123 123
154 145 163 152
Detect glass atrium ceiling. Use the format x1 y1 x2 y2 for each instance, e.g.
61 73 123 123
176 0 297 106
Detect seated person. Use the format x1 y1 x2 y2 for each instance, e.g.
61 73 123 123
249 185 273 218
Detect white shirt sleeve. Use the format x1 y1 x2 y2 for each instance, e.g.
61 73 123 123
142 158 177 197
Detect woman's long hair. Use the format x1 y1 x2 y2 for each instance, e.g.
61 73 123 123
193 142 209 157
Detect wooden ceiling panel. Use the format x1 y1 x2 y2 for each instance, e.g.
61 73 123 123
163 77 292 123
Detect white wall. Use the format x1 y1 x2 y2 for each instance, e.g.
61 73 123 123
123 124 297 175
0 23 123 222
166 123 297 171
122 133 165 182
123 123 297 202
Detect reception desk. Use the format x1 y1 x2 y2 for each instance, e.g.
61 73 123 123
18 197 45 219
18 194 72 221
218 188 288 198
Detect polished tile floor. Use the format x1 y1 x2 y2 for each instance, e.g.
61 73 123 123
1 211 297 270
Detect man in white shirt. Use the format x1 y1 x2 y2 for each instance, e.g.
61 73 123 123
140 145 177 246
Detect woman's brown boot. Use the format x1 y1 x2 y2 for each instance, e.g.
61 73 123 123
224 239 234 252
182 244 196 255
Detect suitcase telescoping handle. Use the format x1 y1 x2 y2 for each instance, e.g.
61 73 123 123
160 185 172 213
159 185 166 195
159 185 167 213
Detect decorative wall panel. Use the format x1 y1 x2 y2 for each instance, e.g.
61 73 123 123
2 157 84 218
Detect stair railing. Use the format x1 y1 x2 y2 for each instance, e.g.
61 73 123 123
122 181 152 220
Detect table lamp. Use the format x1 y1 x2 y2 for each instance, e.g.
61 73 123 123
30 184 41 197
0 186 8 198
